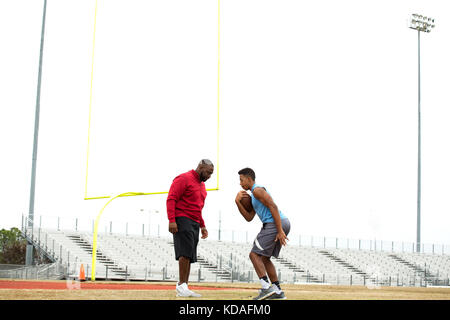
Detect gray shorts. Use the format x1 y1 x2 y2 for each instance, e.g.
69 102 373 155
251 219 290 258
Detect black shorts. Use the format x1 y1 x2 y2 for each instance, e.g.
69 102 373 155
173 216 200 263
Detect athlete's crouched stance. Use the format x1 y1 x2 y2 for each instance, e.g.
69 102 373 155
235 168 291 300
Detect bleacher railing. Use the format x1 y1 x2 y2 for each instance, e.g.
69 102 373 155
22 214 450 255
18 214 450 287
0 262 65 280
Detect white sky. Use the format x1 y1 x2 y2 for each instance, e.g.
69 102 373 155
1 0 450 248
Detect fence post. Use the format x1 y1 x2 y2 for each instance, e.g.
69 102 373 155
350 274 352 286
125 266 128 281
106 265 108 281
359 239 361 250
75 218 78 232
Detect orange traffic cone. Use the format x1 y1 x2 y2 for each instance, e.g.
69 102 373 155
79 264 86 282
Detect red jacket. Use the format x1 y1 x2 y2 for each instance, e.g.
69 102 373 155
166 170 207 228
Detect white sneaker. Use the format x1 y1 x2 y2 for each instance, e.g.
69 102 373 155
186 287 201 298
176 283 201 298
176 283 190 297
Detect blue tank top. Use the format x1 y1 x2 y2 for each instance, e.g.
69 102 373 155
251 184 287 223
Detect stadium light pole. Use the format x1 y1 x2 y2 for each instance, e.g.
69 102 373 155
408 14 435 253
26 0 47 266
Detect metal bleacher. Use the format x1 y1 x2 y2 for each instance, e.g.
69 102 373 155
22 227 450 287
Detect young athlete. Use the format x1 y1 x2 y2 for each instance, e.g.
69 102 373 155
235 167 291 300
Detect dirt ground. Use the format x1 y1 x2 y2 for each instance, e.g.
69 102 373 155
0 279 449 300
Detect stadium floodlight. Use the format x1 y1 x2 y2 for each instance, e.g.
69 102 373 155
408 13 435 253
409 13 435 32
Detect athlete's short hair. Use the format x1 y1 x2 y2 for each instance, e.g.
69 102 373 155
199 159 214 167
238 167 255 181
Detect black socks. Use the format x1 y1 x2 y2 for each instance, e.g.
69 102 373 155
272 280 281 291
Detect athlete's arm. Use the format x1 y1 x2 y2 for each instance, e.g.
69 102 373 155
252 187 288 246
235 191 256 222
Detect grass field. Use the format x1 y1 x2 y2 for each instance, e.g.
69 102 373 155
1 279 450 300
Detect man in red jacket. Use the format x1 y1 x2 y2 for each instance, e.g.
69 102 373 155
167 159 214 297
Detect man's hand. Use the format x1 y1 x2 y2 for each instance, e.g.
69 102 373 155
168 222 178 234
235 191 248 203
201 227 208 239
275 230 289 246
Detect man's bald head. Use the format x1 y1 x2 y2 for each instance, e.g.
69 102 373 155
196 159 214 182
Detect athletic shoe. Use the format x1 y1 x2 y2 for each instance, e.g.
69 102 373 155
253 286 276 300
265 291 287 300
176 283 201 298
186 288 202 298
176 283 191 297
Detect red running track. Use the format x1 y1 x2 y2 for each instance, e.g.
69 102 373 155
0 280 233 291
